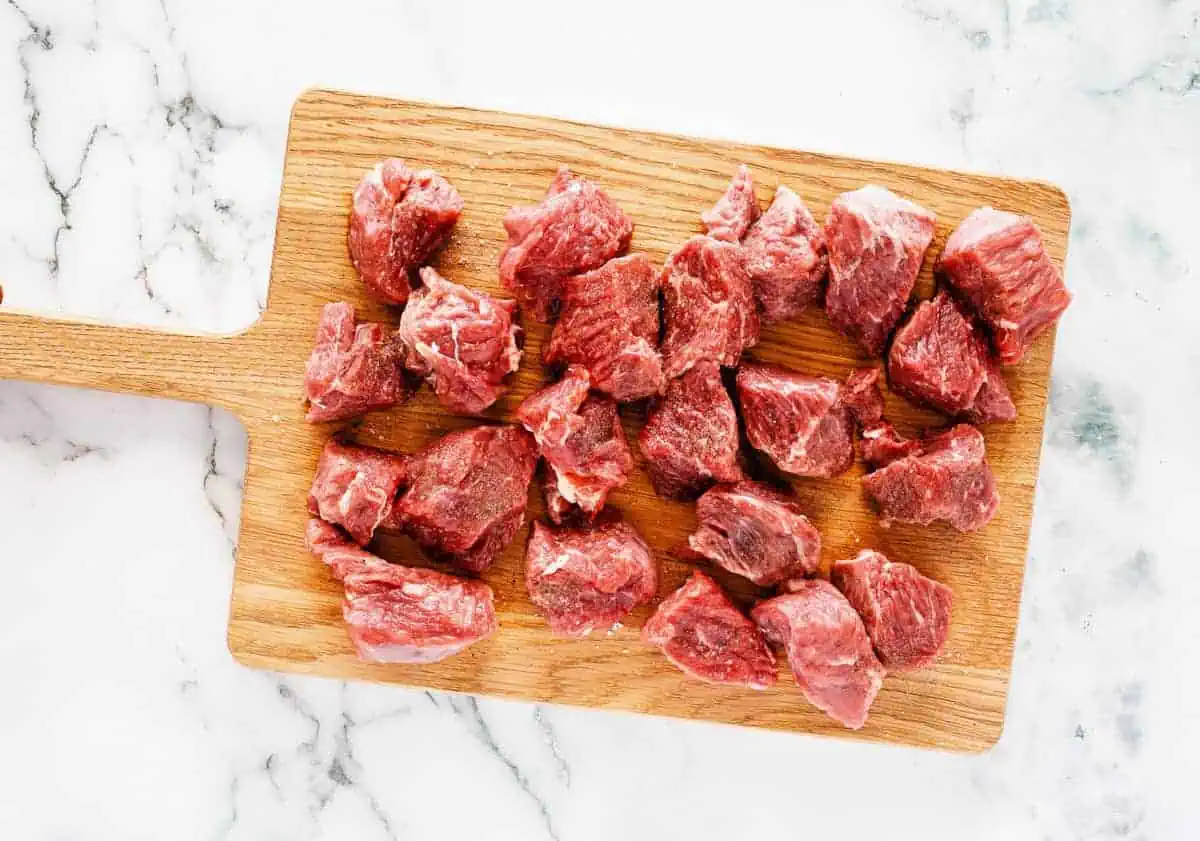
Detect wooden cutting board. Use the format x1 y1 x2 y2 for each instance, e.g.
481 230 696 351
0 89 1070 752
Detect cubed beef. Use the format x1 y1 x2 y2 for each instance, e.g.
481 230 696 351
742 186 828 324
701 164 760 243
307 440 409 546
303 302 410 423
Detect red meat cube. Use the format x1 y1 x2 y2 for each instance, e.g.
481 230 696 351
545 254 665 402
840 366 885 427
824 185 936 355
499 166 634 320
701 164 760 243
860 421 920 467
303 302 410 423
742 186 828 324
938 207 1071 365
307 440 409 546
831 549 953 671
688 481 821 586
348 159 463 306
643 570 777 689
525 520 658 637
306 519 497 663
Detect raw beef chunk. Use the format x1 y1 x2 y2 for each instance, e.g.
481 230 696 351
390 425 538 572
398 267 523 415
308 440 409 546
349 159 463 306
639 362 744 498
824 185 936 355
643 570 777 689
545 254 665 402
306 519 497 663
701 164 759 243
831 549 953 671
499 166 634 320
688 481 821 586
661 236 759 379
862 424 999 531
840 367 885 427
860 421 920 467
752 580 886 729
938 207 1071 365
541 468 574 525
304 302 410 423
525 520 657 637
742 186 828 324
889 291 1015 423
736 363 854 479
516 367 633 519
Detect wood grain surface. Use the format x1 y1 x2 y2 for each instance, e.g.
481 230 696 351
0 89 1071 751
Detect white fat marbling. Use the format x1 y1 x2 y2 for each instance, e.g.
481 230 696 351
1 1 1198 839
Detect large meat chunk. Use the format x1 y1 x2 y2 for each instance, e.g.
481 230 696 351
348 159 463 306
661 236 760 379
701 164 760 243
545 254 665 402
525 520 657 637
390 425 538 572
306 519 497 663
742 186 828 324
889 291 1015 423
516 367 633 520
688 481 821 586
862 424 999 531
752 580 886 730
303 302 410 423
824 186 936 355
938 207 1071 365
639 362 744 498
831 549 953 671
643 570 777 689
499 166 634 320
308 440 409 546
398 267 523 415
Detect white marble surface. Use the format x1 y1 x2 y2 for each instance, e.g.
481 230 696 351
0 0 1197 838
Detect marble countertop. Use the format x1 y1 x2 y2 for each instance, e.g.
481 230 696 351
1 1 1196 838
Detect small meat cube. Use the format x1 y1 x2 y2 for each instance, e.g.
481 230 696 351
348 159 463 306
824 185 937 355
390 425 538 572
516 367 633 519
303 302 410 423
661 236 760 379
862 424 999 531
840 367 885 427
889 291 1015 423
831 549 953 671
736 363 854 479
643 570 777 689
398 267 523 415
701 164 760 243
306 519 497 663
752 580 885 730
500 166 634 320
541 468 574 525
860 421 920 467
639 362 744 498
688 481 821 586
545 254 665 402
525 520 658 637
307 440 409 546
742 186 828 324
938 207 1071 365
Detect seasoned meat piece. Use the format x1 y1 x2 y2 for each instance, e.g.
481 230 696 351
545 254 665 402
306 519 496 663
303 302 410 423
840 367 885 427
862 424 999 531
307 440 409 546
660 236 759 379
390 425 537 572
889 291 1015 423
824 185 936 355
752 579 885 730
742 186 828 324
831 549 953 671
499 166 634 320
639 362 744 498
643 570 777 689
525 520 657 637
688 481 821 586
701 164 760 243
860 421 920 467
398 267 523 415
938 207 1071 365
348 159 463 306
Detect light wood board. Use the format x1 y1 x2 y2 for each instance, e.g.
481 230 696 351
0 89 1071 752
